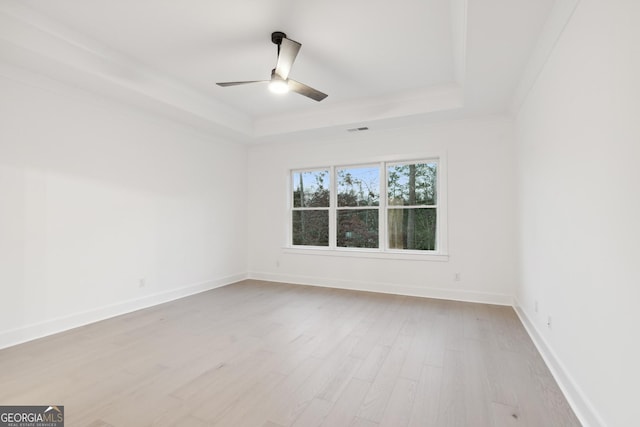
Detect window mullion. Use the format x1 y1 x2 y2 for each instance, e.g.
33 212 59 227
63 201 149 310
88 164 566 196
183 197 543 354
380 161 386 251
335 206 379 210
329 165 337 249
387 205 438 209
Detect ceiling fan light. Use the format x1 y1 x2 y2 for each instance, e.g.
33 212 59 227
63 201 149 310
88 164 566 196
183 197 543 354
268 78 289 94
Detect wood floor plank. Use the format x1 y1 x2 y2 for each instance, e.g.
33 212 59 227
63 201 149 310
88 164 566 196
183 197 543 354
84 421 115 427
351 416 380 427
349 295 405 359
423 313 447 368
491 402 527 427
209 371 286 426
461 338 493 427
509 351 581 426
267 336 361 426
358 334 412 422
253 354 326 423
321 378 371 427
408 364 443 427
291 398 333 427
400 322 432 381
378 377 417 427
0 280 581 427
353 344 390 382
435 349 467 426
317 355 362 402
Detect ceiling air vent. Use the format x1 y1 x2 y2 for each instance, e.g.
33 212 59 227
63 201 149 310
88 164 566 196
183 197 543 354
347 127 369 132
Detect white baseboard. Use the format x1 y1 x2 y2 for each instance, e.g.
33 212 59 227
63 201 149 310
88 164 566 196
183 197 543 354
249 271 513 306
514 300 605 427
0 273 247 350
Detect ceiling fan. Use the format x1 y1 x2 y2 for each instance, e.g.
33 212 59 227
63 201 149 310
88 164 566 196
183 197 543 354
216 31 328 102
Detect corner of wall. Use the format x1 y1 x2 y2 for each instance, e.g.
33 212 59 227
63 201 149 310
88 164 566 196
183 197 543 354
510 0 581 114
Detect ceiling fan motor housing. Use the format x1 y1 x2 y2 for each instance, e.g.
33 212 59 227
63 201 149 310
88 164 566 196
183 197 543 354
271 31 287 45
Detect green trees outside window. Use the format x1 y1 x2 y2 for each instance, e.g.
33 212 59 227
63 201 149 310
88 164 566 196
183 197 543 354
387 162 437 250
292 170 329 246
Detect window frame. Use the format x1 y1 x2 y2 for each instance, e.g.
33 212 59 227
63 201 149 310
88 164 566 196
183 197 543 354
287 153 448 261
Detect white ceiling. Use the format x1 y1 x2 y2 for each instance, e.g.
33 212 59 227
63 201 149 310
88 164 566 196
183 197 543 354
0 0 555 142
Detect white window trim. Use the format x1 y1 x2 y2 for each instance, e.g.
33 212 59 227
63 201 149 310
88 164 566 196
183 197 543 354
286 152 449 260
282 246 449 262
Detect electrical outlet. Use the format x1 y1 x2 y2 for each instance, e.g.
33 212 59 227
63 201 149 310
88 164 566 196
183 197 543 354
454 273 461 282
139 278 146 288
547 315 552 328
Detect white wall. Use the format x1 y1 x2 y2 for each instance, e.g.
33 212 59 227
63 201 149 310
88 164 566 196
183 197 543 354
248 117 517 304
515 1 640 426
0 66 248 348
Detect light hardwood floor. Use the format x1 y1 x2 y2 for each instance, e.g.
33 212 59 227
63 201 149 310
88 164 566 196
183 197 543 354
0 280 581 426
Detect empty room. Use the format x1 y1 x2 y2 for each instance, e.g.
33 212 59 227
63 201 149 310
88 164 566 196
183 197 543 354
0 0 637 426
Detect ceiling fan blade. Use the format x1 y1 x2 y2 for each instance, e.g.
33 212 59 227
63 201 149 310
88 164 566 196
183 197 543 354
216 80 266 87
288 79 328 102
274 37 301 80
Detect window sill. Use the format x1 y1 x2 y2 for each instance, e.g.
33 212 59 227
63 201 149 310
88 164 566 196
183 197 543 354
282 246 449 262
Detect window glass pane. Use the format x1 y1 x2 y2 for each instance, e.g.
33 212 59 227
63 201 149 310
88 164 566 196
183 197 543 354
292 170 330 208
387 162 437 206
292 210 329 246
337 166 380 207
337 209 379 248
388 208 436 250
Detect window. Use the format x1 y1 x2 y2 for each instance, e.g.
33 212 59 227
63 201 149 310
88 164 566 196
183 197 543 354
291 170 330 246
336 166 380 248
387 161 438 250
290 157 446 255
